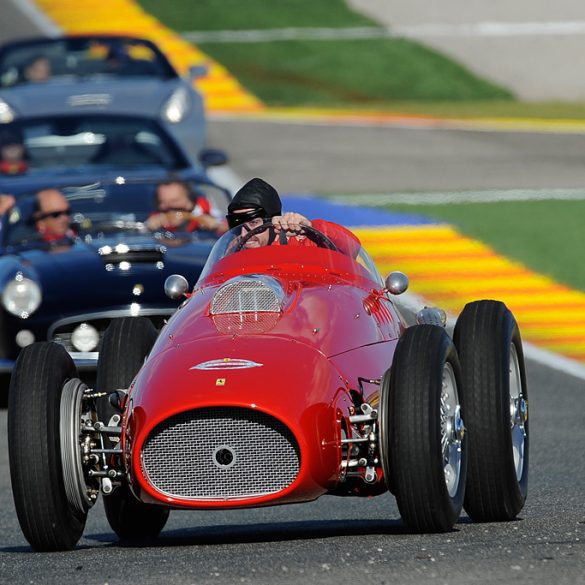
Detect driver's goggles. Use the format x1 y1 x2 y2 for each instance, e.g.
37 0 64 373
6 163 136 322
226 208 267 229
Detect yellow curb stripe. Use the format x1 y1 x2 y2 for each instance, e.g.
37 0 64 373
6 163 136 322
352 225 585 364
33 0 264 112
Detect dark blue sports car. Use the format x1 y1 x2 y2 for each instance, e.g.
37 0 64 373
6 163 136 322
0 178 229 382
0 111 225 196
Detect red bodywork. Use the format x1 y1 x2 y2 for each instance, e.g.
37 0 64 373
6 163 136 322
122 239 406 509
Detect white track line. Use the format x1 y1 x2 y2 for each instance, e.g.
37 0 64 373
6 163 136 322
9 0 61 36
332 189 585 206
183 22 585 44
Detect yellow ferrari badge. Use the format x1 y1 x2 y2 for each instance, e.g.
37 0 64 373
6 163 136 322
216 378 226 386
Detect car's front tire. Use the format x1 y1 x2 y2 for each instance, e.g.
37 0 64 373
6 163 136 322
8 342 87 551
381 325 467 532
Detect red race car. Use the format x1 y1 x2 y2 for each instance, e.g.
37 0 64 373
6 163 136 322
8 221 529 551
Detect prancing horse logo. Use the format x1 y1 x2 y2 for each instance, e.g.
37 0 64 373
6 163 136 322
190 358 264 371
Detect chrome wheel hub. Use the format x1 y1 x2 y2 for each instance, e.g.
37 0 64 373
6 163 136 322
509 343 528 480
440 362 465 497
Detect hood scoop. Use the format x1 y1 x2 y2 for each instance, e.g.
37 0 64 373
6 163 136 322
98 243 166 269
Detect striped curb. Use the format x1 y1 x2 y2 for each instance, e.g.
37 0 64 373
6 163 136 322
32 0 264 112
352 224 585 364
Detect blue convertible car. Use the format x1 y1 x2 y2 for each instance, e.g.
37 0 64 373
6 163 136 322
0 35 208 159
0 178 229 382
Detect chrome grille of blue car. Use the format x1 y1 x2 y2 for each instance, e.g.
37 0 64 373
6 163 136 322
140 407 300 500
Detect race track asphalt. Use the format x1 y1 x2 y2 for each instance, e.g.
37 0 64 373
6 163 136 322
1 2 585 583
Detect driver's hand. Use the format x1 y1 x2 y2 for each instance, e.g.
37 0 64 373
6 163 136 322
272 212 311 233
196 214 222 231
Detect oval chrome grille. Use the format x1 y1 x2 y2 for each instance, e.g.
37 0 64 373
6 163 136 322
211 276 283 315
141 407 300 500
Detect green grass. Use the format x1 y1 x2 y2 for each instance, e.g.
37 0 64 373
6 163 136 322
382 200 585 291
138 0 512 105
140 0 375 30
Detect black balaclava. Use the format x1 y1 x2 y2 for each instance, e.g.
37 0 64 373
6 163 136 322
227 178 282 219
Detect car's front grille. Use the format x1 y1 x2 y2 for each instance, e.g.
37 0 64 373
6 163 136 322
50 314 169 352
141 407 300 500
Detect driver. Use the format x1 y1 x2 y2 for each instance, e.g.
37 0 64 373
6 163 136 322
147 180 226 233
34 188 76 242
226 178 360 255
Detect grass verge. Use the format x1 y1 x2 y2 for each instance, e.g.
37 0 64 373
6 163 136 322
382 200 585 291
138 0 512 105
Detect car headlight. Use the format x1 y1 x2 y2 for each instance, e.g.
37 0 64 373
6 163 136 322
0 98 16 123
162 87 189 123
71 323 99 352
2 276 42 319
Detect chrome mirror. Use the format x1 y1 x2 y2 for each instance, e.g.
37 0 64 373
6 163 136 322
384 271 409 295
164 274 189 300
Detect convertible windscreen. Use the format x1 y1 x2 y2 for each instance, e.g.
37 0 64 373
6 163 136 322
197 224 385 287
2 116 188 172
0 36 176 88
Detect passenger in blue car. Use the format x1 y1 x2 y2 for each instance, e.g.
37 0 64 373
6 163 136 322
34 189 75 242
0 129 27 175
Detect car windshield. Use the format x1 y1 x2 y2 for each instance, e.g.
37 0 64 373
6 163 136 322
0 179 229 251
0 36 176 88
196 223 384 287
0 116 189 174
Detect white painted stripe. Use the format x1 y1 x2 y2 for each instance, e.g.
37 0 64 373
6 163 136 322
183 22 585 44
9 0 61 37
331 189 585 206
396 21 585 39
183 26 387 43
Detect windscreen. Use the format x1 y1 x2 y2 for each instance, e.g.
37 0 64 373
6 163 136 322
0 37 175 87
0 116 188 173
196 222 384 287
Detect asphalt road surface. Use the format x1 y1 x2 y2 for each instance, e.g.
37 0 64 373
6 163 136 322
1 2 585 584
1 361 583 585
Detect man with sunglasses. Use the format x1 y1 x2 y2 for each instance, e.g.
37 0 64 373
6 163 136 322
226 178 311 249
226 178 361 256
34 188 75 242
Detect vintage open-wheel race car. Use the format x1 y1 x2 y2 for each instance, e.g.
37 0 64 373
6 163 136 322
7 221 529 551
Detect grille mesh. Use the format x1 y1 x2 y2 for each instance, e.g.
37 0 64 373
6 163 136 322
141 407 300 500
211 278 282 314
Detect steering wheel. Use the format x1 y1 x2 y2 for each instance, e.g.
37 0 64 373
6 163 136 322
234 220 338 252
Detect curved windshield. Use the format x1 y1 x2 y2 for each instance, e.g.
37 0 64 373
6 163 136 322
0 179 229 251
0 115 189 175
196 222 384 287
0 36 176 88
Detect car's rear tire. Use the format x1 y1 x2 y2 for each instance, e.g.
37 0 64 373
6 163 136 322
454 300 529 522
382 325 467 532
8 342 87 551
96 317 169 540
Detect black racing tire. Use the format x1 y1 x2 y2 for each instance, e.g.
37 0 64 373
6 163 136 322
8 342 86 551
385 325 466 533
103 484 170 540
454 300 529 522
96 317 169 540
